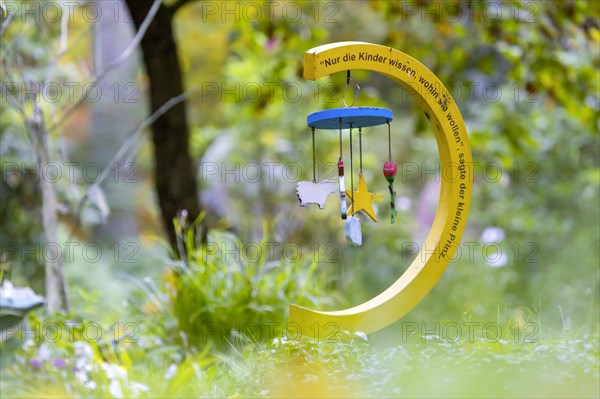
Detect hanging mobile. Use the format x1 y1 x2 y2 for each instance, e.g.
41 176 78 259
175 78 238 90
303 70 393 245
290 41 474 339
383 121 398 223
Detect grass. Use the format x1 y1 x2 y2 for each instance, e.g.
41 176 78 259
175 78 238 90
1 228 598 398
1 325 598 398
124 228 342 351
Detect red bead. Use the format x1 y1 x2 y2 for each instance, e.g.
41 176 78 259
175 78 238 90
338 160 344 176
383 161 397 177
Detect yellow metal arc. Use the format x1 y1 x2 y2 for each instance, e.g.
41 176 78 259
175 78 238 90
289 42 473 338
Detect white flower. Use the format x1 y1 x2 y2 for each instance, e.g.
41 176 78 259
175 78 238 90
480 226 505 243
129 382 150 396
74 341 94 359
37 343 53 361
22 338 35 350
75 370 90 384
487 252 508 268
75 356 93 372
102 362 127 381
74 344 94 373
164 363 177 380
397 196 411 211
109 380 123 398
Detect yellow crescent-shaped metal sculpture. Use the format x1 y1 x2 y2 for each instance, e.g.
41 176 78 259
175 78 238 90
289 42 473 338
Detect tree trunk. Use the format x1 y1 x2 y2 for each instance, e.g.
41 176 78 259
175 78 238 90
30 106 69 313
124 0 202 251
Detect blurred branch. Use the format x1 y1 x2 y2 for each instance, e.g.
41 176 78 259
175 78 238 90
43 24 93 87
1 70 27 123
0 6 15 35
47 0 162 132
67 88 196 241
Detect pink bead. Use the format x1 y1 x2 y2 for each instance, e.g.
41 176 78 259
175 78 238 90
383 161 397 177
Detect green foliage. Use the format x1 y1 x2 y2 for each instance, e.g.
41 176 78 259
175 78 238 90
0 1 123 291
128 224 340 350
0 312 154 398
173 1 600 337
4 311 597 398
232 334 600 398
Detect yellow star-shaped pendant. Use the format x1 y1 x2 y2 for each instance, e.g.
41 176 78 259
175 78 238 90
346 173 384 222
